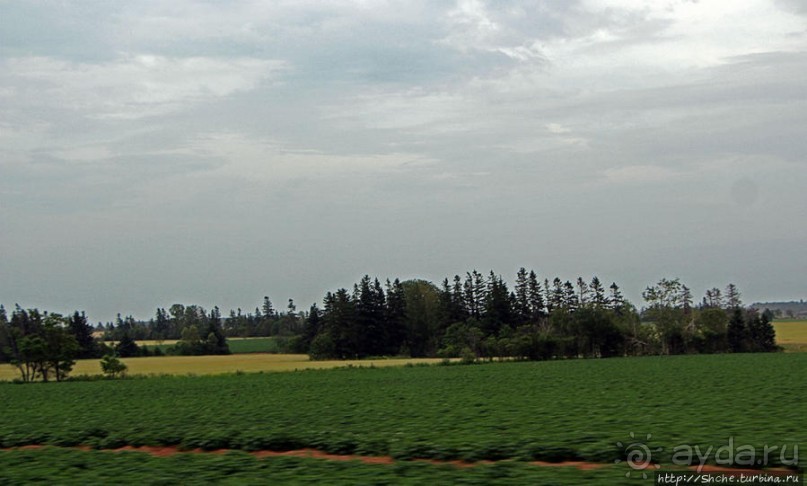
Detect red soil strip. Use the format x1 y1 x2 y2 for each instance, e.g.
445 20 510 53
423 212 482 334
531 460 606 470
2 444 598 469
0 445 796 474
114 445 184 458
251 448 394 465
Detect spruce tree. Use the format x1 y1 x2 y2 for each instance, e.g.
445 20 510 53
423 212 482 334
527 271 545 320
385 279 407 355
608 282 624 311
576 277 589 307
590 276 606 308
514 267 530 324
725 284 742 309
68 311 97 359
727 307 747 353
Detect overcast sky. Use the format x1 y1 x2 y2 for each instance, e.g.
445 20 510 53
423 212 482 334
1 0 805 322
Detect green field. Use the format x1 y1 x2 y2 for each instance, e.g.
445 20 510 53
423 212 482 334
227 337 292 354
0 353 804 484
774 320 807 353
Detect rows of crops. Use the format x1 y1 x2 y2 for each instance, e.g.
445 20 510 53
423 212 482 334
1 354 804 471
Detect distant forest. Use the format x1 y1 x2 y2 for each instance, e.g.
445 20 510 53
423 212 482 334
1 269 780 381
750 300 807 318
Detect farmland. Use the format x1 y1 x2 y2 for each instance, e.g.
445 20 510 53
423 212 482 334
0 353 804 484
0 354 445 382
774 320 807 352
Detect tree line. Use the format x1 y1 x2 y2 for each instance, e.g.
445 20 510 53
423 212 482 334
0 308 98 382
298 271 778 360
1 270 780 382
0 304 230 382
102 300 303 342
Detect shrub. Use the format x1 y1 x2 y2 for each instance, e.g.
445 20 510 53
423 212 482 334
99 355 127 378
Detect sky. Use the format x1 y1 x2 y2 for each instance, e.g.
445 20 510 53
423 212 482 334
1 0 806 322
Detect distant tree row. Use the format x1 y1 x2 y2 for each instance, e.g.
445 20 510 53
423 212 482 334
1 272 781 382
0 306 99 382
641 278 777 355
102 299 303 342
0 303 230 382
105 304 229 357
299 271 779 360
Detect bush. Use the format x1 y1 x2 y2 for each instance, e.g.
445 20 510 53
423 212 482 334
309 333 337 360
99 355 127 378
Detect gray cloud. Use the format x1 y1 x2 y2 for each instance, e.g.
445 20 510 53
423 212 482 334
1 0 805 320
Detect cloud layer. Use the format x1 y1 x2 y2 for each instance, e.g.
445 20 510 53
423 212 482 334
1 0 805 320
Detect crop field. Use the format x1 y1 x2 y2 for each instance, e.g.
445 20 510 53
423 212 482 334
774 320 807 353
227 337 290 354
0 354 445 381
0 353 804 484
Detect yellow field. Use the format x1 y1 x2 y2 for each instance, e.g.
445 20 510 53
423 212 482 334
774 319 807 352
0 354 447 381
101 337 267 346
101 340 179 346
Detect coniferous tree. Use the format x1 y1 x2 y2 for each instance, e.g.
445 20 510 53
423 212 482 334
705 288 724 309
681 285 693 314
385 279 407 355
262 297 275 319
153 308 170 340
562 281 578 311
748 310 777 352
68 311 97 359
354 275 386 357
463 271 486 319
0 305 9 363
725 284 742 309
463 274 476 318
326 288 357 358
608 282 624 311
440 276 467 326
514 268 531 324
115 332 140 358
727 307 747 353
451 275 468 322
483 272 512 336
550 278 564 313
300 304 321 351
590 277 606 308
201 306 229 355
527 271 545 320
576 277 590 307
